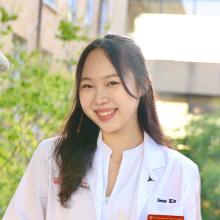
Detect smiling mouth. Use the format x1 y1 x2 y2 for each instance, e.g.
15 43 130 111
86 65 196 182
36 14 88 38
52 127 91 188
95 109 118 121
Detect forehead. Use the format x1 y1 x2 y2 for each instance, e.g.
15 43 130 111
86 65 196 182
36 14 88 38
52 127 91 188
81 49 118 79
80 48 136 85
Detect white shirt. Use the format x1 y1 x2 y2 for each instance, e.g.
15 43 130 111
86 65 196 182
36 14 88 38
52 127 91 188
101 141 144 220
3 130 202 220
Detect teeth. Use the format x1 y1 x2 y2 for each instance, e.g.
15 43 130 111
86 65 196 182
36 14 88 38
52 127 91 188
97 110 116 116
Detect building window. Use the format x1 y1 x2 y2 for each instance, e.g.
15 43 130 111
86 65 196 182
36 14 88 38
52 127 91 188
43 0 57 12
84 0 94 26
44 0 56 5
12 34 27 79
13 34 27 60
68 0 77 22
41 49 53 66
98 0 108 35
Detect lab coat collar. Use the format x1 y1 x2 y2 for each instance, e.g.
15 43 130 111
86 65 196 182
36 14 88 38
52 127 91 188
130 131 166 219
97 129 165 169
143 131 165 170
86 129 166 220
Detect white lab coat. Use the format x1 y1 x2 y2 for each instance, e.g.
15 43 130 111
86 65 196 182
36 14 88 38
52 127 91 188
3 130 202 220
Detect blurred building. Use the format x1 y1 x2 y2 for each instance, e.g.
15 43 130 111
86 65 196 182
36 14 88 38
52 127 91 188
0 0 128 61
1 0 219 118
127 0 185 33
128 0 220 115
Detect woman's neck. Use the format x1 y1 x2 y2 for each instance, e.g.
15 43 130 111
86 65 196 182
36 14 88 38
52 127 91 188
102 128 144 155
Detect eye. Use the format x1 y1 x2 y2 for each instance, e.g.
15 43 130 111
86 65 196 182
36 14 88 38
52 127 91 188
81 84 92 88
107 81 119 86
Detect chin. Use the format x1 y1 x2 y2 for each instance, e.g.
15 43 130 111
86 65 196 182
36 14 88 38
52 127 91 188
89 115 123 134
99 125 123 134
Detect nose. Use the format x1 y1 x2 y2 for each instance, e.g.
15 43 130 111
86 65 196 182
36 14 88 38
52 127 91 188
95 96 109 105
95 88 109 105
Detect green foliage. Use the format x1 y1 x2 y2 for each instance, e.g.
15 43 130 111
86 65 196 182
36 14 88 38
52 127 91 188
0 6 17 36
56 18 89 72
174 113 220 219
56 19 89 42
0 51 73 217
0 6 17 23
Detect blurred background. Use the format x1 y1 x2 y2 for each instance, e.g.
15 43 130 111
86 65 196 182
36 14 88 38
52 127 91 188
0 0 220 219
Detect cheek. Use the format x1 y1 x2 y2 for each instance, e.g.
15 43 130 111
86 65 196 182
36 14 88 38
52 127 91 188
116 88 139 103
79 94 88 110
79 92 91 110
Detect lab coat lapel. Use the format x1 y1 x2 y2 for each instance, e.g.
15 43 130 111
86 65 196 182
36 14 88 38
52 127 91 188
86 131 103 220
130 131 165 220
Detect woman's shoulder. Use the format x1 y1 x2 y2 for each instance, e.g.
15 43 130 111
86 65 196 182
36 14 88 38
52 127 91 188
33 136 61 163
159 146 200 192
161 145 199 175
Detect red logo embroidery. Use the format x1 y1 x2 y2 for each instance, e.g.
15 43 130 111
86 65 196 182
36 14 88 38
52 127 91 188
53 177 61 185
147 215 184 220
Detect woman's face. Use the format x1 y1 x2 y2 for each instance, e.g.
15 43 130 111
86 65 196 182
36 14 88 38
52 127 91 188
79 49 141 134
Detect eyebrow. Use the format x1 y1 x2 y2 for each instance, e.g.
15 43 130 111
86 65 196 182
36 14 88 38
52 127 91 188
80 73 119 82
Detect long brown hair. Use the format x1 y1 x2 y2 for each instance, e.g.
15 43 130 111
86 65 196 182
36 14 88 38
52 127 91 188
54 34 171 207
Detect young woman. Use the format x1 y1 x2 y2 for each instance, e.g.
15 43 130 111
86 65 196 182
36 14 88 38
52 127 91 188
3 34 202 220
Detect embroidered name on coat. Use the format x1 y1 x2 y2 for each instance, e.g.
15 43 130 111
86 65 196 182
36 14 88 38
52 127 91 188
157 198 177 204
157 198 167 203
169 199 176 203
